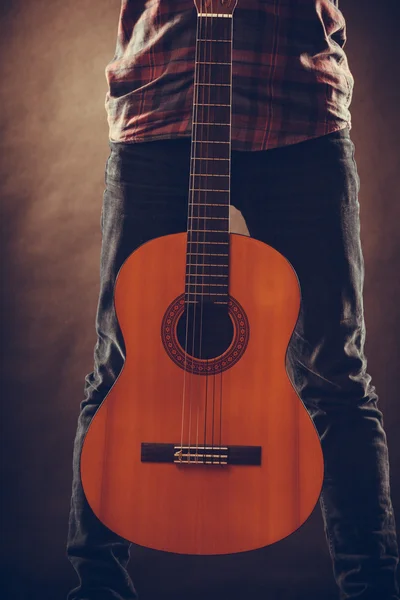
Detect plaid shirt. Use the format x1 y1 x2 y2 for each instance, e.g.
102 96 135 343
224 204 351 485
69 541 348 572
105 0 354 151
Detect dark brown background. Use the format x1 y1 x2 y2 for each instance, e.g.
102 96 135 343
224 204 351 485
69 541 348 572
0 1 399 599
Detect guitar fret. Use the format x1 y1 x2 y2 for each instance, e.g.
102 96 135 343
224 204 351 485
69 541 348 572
194 104 230 107
188 241 229 245
187 264 229 268
188 216 227 220
185 300 228 304
198 14 232 18
193 123 230 126
187 274 229 278
192 157 229 161
197 61 230 65
188 230 227 233
186 292 227 296
196 83 230 87
191 189 229 192
197 39 230 42
186 284 228 288
190 203 229 206
193 141 230 144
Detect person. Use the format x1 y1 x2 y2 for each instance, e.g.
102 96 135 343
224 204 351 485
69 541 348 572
66 1 400 599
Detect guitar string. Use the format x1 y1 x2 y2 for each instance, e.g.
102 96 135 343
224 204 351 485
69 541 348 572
202 3 231 464
212 3 226 463
193 3 212 465
203 0 212 456
180 7 202 460
209 4 215 464
192 2 214 464
207 4 216 463
212 2 218 464
210 6 233 463
210 3 224 465
205 2 215 464
194 5 208 461
193 3 210 462
182 2 232 464
184 3 208 464
188 7 204 463
202 3 213 463
194 3 212 464
211 3 224 465
194 7 207 463
223 6 234 460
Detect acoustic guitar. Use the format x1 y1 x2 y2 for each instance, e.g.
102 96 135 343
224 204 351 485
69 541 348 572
81 0 324 555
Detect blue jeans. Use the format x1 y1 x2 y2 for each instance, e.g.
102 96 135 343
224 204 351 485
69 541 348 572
66 128 399 600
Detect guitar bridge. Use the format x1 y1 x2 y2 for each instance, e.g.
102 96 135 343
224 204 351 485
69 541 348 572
173 446 229 465
141 443 261 466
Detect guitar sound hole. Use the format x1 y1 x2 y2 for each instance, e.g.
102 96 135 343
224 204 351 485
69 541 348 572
176 302 234 360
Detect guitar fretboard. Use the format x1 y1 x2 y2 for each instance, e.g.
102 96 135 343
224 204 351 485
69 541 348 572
186 15 233 306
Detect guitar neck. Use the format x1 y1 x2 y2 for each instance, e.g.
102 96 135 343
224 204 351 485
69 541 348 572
186 13 233 306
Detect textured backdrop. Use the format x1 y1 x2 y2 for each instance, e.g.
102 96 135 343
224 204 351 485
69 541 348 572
0 1 399 599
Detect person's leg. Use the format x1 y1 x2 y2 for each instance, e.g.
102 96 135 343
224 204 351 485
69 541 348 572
232 128 399 600
66 138 192 600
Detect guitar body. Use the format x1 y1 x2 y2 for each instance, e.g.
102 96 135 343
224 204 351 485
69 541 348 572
81 232 324 555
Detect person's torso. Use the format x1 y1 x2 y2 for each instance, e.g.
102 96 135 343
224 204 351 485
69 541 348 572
105 0 354 150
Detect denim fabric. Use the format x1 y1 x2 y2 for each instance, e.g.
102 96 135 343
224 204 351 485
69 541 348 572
66 129 399 600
